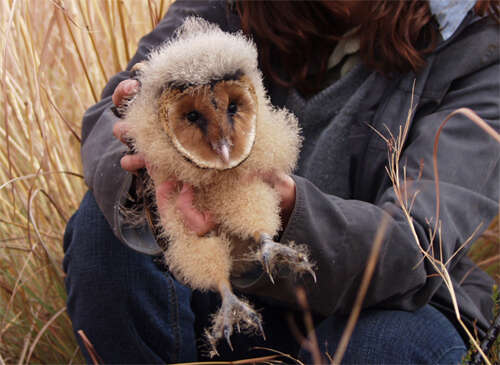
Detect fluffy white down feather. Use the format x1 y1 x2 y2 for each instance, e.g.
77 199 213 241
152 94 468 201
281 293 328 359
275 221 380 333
143 17 261 92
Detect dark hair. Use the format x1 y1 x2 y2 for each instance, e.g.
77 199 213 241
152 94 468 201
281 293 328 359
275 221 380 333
236 0 500 95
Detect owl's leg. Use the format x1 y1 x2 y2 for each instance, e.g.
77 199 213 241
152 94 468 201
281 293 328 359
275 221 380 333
254 233 316 284
208 179 316 284
164 233 264 357
205 281 264 357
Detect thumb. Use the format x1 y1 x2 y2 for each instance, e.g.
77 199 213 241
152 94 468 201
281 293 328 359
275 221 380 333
155 179 178 212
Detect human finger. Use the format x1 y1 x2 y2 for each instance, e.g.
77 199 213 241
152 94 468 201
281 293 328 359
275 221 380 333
155 179 179 212
113 121 134 144
259 169 279 187
269 173 295 208
175 183 216 236
120 154 146 173
112 79 140 106
260 171 296 225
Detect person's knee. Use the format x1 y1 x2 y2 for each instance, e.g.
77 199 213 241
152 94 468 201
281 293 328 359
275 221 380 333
63 191 134 326
62 191 198 363
63 191 112 272
300 305 466 364
63 191 126 301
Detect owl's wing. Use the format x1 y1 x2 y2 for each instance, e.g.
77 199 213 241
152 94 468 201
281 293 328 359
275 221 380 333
249 103 302 175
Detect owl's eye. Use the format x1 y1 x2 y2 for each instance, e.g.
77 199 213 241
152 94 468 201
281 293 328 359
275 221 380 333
186 111 200 122
227 101 238 115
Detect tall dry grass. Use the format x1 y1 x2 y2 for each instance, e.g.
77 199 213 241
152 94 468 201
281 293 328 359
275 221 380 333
0 0 169 362
0 0 498 364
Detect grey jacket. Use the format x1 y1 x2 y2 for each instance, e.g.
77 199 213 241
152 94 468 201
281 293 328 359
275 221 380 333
81 0 499 338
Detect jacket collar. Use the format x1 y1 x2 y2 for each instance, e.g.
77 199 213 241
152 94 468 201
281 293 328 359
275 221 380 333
433 9 482 53
429 0 476 40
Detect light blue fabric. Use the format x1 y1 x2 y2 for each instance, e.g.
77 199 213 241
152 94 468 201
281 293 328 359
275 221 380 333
429 0 476 40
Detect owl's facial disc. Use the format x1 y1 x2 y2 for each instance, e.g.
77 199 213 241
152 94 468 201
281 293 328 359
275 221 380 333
159 76 257 170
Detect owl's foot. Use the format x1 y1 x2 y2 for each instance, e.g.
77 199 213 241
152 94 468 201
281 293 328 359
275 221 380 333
258 233 316 284
205 286 264 358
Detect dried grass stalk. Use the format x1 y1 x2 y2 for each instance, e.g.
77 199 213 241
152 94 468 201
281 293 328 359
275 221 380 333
0 0 170 362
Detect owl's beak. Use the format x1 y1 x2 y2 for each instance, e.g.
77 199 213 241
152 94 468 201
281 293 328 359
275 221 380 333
212 139 231 165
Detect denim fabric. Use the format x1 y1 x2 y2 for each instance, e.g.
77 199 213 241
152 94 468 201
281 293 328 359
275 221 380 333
300 306 467 364
64 191 466 364
63 191 197 364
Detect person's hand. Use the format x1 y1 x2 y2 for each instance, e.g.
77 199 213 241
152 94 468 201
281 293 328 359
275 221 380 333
112 79 144 174
156 180 216 236
259 171 296 227
112 79 140 107
112 79 215 236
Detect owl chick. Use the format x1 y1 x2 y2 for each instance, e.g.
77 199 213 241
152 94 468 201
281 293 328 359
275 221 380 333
121 17 315 355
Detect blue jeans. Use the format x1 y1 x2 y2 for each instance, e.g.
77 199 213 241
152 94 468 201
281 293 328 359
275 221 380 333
63 191 466 364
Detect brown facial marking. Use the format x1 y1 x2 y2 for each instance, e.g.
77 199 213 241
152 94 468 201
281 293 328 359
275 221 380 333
159 77 257 169
214 77 257 164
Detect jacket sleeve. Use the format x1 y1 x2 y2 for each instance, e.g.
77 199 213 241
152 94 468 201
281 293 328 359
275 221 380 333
233 20 499 325
81 0 240 254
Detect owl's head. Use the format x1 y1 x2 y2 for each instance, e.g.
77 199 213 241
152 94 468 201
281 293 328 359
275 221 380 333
158 73 257 170
131 17 263 170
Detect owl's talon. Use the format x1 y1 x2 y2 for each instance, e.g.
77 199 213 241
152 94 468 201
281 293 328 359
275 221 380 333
254 315 266 340
307 267 317 283
223 326 233 351
258 233 316 282
206 287 263 356
262 251 275 284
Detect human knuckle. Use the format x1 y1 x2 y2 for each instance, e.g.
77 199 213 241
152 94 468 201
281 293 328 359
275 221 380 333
120 156 129 169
